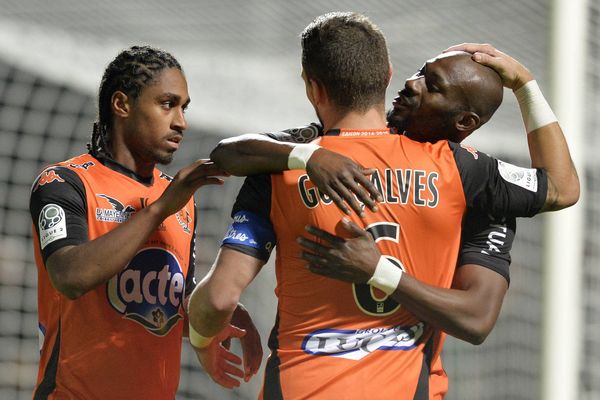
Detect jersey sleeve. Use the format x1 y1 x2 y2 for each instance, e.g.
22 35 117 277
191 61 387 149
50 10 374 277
457 209 516 284
185 201 198 297
265 123 322 143
221 174 276 262
449 142 548 218
30 166 88 263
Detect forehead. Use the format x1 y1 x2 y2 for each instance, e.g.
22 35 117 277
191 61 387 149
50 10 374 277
142 68 189 97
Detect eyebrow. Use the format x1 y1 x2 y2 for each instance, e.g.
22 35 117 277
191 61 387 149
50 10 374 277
160 92 191 107
424 63 447 87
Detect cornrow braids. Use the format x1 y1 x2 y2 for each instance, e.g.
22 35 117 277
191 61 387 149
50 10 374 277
87 45 182 158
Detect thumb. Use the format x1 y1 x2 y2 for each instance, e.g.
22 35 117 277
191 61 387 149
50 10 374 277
227 324 247 339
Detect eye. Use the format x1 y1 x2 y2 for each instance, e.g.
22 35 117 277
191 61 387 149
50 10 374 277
426 81 439 92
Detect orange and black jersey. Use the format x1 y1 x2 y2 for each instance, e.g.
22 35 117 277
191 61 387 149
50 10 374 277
29 153 197 400
223 129 545 400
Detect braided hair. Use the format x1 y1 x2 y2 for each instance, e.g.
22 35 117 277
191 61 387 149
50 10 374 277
87 45 182 158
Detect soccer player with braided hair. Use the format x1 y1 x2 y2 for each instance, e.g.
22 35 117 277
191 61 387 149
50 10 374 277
29 45 261 399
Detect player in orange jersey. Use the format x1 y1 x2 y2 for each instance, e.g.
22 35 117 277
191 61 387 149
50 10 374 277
29 46 261 400
188 13 578 399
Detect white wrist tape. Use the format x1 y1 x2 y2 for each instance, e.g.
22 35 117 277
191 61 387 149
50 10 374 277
367 256 403 295
189 324 214 349
514 80 558 134
287 144 321 170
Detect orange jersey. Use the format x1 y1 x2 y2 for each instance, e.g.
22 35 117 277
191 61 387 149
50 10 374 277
30 154 196 400
225 129 546 400
265 131 464 399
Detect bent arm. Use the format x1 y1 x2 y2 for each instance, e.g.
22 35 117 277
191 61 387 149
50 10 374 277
41 160 225 299
447 43 580 211
211 128 382 216
391 265 507 344
47 204 168 299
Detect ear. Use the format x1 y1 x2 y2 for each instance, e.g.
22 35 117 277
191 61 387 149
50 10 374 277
387 63 393 88
111 91 130 118
455 111 480 133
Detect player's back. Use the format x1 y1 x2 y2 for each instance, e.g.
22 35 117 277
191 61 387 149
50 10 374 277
264 130 466 400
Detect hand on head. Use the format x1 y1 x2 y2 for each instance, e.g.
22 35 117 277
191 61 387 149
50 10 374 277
444 43 534 90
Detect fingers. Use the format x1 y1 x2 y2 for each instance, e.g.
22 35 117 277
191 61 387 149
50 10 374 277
340 218 368 237
321 184 351 215
355 169 383 207
444 43 499 57
304 225 346 244
329 180 364 217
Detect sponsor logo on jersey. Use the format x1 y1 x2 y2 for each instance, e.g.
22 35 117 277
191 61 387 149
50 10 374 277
107 248 185 336
497 160 538 192
68 161 95 170
302 322 424 361
481 216 508 255
224 227 249 242
33 170 65 191
175 207 192 235
96 194 136 223
38 203 67 250
460 144 479 160
222 211 276 255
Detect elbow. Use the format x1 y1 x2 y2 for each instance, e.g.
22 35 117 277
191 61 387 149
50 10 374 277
562 180 580 208
459 320 494 345
49 276 87 300
210 140 239 173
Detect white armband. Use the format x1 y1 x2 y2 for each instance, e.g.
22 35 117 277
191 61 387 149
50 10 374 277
287 144 321 170
514 80 558 134
189 323 214 349
367 256 404 295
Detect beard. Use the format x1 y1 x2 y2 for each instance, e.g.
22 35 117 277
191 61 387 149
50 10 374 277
386 108 407 134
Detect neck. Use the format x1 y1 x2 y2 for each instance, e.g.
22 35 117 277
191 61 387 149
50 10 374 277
320 104 388 132
108 130 155 178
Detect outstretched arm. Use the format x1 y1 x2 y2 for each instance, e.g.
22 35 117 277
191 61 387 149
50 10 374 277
446 43 580 211
187 248 265 388
298 218 508 345
210 131 383 216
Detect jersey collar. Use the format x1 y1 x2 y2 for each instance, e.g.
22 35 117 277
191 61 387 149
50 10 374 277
323 128 392 137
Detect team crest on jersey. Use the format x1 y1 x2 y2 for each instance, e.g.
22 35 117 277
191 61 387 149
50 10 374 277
175 207 192 234
107 248 185 336
96 194 136 223
460 144 479 160
33 169 65 191
302 322 424 361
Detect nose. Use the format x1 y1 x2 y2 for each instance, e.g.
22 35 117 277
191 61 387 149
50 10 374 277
172 108 188 132
404 75 423 96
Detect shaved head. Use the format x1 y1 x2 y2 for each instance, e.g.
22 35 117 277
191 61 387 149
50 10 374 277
388 51 504 143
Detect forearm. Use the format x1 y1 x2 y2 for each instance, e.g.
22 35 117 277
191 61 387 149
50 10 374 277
388 265 507 345
391 276 488 344
210 134 292 175
188 285 237 338
188 248 263 337
527 123 580 211
47 203 167 299
513 81 580 211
